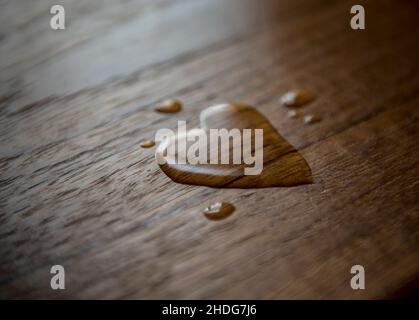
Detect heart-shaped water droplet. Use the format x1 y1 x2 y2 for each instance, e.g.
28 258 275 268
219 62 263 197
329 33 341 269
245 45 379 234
155 103 313 188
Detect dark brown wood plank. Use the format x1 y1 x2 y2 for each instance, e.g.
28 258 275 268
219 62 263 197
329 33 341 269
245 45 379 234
0 0 418 299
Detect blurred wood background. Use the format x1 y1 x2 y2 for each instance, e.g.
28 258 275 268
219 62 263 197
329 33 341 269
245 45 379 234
0 0 418 299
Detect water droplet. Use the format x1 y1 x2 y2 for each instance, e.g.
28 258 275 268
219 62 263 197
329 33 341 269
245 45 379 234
155 99 182 113
303 114 321 124
155 103 313 188
141 139 155 148
204 202 235 220
280 90 314 108
287 110 303 119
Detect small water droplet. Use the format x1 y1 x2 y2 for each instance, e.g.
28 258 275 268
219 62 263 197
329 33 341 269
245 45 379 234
155 99 182 113
204 202 235 220
280 90 314 108
303 114 321 124
287 110 303 119
141 139 155 148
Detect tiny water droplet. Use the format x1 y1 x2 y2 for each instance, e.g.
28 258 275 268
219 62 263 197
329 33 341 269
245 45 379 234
287 110 303 119
280 90 314 108
204 202 235 220
303 114 321 124
141 139 155 148
155 99 182 113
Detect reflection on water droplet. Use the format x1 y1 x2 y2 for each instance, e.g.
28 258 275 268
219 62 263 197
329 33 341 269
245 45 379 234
141 139 155 148
280 90 314 108
304 114 321 124
155 99 182 113
204 202 235 220
287 110 303 119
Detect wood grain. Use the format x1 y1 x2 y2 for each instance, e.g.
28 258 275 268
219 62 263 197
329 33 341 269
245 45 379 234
0 0 418 299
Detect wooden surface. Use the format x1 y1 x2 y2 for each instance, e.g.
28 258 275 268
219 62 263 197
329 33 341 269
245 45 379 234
0 0 418 299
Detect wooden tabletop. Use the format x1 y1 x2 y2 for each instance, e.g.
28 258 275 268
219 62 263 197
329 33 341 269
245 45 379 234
0 0 418 299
